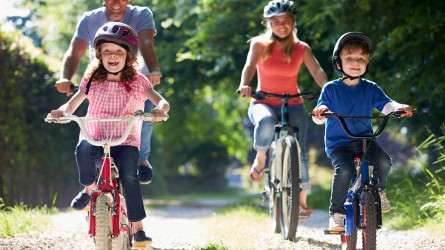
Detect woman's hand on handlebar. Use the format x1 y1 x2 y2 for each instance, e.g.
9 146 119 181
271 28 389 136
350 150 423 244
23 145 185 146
237 85 252 98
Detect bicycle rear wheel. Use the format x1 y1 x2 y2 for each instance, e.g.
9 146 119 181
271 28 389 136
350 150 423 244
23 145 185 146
95 194 111 250
268 142 281 233
279 135 300 240
360 192 377 250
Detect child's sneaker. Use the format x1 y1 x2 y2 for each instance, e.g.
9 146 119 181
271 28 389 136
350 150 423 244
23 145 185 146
379 191 391 213
328 213 345 231
133 231 152 249
70 189 91 210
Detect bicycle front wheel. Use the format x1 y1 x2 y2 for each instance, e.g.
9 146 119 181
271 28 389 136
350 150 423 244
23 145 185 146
360 192 377 250
111 194 131 250
279 135 300 240
268 141 281 233
341 228 358 250
95 194 111 250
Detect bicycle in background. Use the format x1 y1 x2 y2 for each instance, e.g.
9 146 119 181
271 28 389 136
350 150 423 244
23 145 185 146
251 91 319 240
45 110 168 250
320 110 411 250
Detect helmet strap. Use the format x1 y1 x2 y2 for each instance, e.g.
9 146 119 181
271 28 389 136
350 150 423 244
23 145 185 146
272 33 290 42
337 61 367 81
84 65 130 95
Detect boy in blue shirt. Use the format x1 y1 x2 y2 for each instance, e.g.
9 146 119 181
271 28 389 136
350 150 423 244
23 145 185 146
311 32 413 231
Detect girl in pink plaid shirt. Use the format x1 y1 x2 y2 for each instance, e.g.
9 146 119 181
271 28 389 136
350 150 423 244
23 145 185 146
48 22 169 243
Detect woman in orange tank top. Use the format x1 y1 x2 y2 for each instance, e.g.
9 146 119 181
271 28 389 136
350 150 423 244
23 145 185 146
237 0 327 214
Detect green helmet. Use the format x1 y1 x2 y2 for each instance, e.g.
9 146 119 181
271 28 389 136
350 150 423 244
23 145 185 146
263 0 297 18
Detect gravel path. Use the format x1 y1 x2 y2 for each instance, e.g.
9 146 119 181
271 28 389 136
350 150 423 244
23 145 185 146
1 199 444 249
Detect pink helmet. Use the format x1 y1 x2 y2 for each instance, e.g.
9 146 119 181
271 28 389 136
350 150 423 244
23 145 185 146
93 22 138 55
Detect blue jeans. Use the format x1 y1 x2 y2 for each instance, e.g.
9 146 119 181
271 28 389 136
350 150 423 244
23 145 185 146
248 102 310 190
139 100 153 164
328 140 392 215
75 140 146 222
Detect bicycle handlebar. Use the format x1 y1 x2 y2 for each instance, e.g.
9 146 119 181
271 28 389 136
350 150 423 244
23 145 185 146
240 90 319 101
44 110 168 147
314 111 408 139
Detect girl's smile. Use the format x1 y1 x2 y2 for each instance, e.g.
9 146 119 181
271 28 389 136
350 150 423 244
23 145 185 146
100 42 127 74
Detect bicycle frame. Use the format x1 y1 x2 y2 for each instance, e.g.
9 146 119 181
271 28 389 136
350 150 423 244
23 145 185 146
45 111 168 249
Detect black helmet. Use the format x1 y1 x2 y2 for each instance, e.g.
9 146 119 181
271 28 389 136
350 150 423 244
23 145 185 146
332 32 373 76
263 0 297 18
93 22 139 55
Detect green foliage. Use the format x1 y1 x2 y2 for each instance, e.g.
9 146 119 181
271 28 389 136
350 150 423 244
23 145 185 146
0 198 53 237
387 124 445 229
0 26 79 207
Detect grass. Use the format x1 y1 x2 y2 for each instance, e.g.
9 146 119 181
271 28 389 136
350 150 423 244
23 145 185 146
200 204 270 249
0 198 55 238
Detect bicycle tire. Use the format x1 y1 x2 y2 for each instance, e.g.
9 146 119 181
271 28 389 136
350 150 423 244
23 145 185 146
361 192 377 250
111 194 131 250
268 142 281 233
279 135 300 240
95 194 111 250
341 228 358 250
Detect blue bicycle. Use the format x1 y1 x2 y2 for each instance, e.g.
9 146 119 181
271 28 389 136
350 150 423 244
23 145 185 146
321 110 410 250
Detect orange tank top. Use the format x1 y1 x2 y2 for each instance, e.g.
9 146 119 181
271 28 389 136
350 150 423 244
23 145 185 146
255 40 307 106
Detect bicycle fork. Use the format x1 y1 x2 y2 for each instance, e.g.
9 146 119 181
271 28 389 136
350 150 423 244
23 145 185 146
88 153 128 237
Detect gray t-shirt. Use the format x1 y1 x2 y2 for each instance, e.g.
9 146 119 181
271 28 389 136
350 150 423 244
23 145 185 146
74 5 156 75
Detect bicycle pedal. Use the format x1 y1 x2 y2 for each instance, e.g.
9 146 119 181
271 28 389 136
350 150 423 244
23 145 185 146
299 214 310 221
132 240 152 250
324 228 344 235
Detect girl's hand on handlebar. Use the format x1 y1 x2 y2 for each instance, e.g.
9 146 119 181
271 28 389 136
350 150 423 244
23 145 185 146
49 110 65 119
150 108 168 121
237 85 252 98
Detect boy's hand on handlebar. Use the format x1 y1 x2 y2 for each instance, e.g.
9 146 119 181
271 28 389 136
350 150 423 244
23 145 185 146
311 105 330 120
55 79 74 96
237 85 252 98
395 105 413 118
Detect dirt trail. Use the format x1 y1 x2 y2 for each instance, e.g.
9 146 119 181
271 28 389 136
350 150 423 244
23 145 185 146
1 199 444 249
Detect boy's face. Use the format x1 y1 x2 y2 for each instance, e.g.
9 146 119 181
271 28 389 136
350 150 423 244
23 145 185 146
338 48 369 78
100 42 128 74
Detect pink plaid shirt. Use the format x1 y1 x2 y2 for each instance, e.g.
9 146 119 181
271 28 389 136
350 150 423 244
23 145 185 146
79 73 152 148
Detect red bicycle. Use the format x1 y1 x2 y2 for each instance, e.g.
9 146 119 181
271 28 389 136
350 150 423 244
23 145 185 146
45 110 168 250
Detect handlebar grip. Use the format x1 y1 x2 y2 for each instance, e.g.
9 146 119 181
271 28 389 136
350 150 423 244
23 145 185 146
44 117 71 124
70 84 79 93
